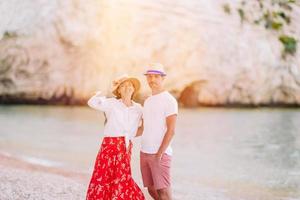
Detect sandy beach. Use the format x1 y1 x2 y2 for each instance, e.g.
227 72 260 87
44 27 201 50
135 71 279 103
1 152 285 200
0 153 88 200
0 153 155 200
0 153 234 200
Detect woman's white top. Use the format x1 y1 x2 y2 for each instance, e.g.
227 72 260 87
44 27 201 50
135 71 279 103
87 92 143 149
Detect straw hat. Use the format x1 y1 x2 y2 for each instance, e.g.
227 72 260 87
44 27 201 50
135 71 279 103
144 63 167 76
112 74 141 98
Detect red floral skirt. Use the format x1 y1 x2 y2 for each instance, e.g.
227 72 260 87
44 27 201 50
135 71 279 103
86 136 145 200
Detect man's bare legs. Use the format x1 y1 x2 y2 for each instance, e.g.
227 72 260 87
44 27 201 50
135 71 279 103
147 186 160 200
148 187 171 200
157 188 172 200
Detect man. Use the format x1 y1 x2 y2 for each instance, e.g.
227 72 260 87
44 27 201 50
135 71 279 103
140 63 178 200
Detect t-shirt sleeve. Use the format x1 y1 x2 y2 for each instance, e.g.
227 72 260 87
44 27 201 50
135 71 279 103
165 97 178 117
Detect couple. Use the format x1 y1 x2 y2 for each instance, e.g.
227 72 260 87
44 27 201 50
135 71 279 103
86 63 178 200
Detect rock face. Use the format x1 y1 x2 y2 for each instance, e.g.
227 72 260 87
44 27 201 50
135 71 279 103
0 0 299 106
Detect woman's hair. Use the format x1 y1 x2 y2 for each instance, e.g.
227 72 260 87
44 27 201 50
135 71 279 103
115 91 134 100
116 81 135 100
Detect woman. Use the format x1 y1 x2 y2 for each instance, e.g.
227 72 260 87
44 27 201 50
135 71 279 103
86 74 145 200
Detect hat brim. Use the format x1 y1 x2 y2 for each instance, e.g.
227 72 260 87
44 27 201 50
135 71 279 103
144 71 166 76
112 77 141 97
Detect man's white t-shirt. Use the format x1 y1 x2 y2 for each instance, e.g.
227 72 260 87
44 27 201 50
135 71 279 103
141 91 178 156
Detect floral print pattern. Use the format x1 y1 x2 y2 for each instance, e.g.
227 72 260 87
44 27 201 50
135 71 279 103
86 137 145 200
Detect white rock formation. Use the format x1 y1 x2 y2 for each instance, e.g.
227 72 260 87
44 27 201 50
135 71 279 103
0 0 299 105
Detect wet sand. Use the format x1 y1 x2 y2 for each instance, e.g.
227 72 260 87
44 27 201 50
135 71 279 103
0 153 232 200
0 153 152 200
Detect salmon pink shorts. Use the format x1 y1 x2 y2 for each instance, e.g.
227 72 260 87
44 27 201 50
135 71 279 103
140 151 172 190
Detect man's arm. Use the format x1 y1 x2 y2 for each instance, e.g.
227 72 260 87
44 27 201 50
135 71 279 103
135 119 144 137
156 114 177 160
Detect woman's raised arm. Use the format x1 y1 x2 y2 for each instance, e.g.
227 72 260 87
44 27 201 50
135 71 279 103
87 91 111 112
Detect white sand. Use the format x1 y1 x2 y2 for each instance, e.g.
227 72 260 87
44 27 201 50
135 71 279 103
0 166 86 200
0 163 232 200
0 154 154 200
2 153 286 200
0 154 88 200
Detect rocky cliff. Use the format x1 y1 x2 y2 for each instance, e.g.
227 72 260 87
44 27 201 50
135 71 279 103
0 0 299 106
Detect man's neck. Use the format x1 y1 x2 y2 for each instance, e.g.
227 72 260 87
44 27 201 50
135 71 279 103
151 88 165 95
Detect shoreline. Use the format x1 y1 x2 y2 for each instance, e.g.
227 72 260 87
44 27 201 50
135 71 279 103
0 153 152 200
0 153 89 200
1 149 299 200
0 153 89 183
